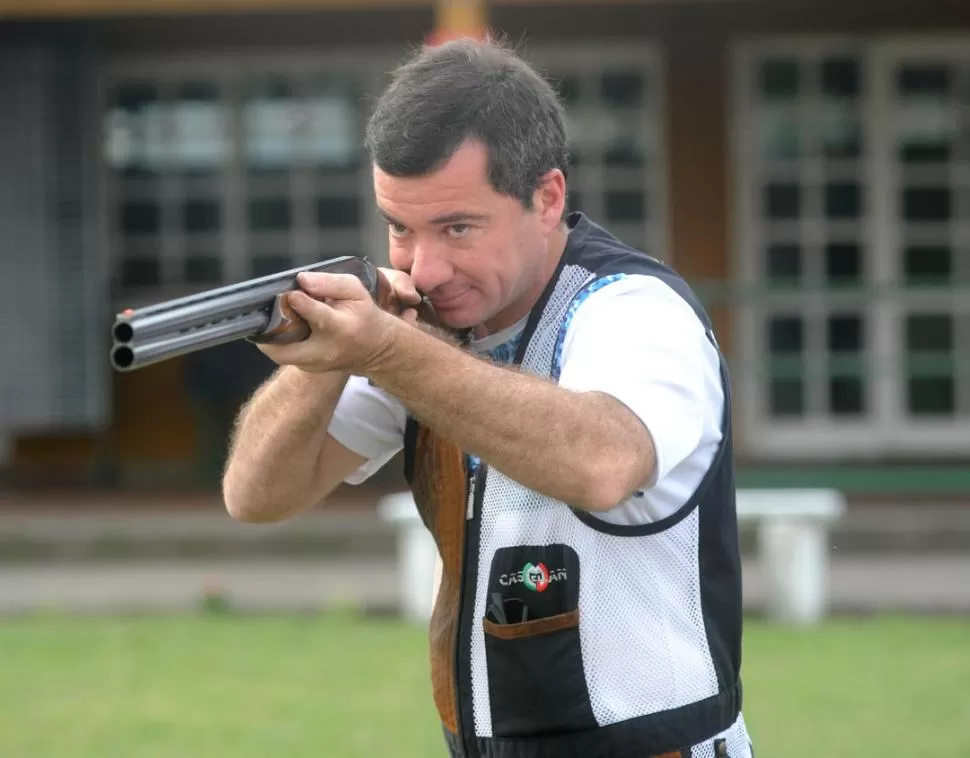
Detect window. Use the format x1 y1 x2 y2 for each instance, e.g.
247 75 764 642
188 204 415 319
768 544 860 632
531 47 666 260
734 39 970 458
102 54 388 297
882 44 970 444
104 48 665 299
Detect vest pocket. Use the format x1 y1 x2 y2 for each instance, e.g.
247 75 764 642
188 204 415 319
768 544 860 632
483 609 597 737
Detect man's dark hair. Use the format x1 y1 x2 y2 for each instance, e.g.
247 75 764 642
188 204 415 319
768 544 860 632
364 37 568 209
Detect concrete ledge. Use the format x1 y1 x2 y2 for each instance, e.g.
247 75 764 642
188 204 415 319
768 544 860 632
0 501 397 562
3 493 970 563
0 555 967 616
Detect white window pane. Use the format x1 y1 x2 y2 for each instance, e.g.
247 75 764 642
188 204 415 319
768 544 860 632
304 94 359 167
172 82 228 173
104 82 168 175
244 77 300 171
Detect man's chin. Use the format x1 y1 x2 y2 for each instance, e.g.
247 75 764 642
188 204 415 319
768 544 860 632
431 304 484 332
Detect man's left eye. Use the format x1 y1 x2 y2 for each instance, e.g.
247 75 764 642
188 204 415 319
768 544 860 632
446 224 471 238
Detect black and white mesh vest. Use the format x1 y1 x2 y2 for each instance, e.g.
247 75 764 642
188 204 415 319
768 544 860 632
405 213 743 758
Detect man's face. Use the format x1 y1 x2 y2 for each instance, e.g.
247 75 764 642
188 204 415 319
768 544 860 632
374 140 565 333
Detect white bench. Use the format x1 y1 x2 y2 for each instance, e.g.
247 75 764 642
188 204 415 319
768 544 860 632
379 488 846 626
737 488 846 625
378 492 440 623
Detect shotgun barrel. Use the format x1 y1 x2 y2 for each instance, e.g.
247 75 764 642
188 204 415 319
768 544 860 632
109 256 386 372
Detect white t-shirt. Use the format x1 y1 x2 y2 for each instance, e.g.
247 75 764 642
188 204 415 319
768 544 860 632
327 275 724 526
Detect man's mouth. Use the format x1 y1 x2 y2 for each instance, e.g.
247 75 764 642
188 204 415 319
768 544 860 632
431 289 471 308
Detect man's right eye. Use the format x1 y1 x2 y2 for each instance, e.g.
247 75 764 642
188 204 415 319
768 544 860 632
389 223 409 238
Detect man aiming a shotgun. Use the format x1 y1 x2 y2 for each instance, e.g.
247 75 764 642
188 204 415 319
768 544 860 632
223 38 753 758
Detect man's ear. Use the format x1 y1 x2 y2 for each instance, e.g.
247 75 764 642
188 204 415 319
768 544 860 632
533 168 567 233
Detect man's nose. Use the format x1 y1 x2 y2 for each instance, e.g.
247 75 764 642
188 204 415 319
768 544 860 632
409 243 453 294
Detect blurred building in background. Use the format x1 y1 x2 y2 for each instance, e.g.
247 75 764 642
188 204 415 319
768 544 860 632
0 0 967 505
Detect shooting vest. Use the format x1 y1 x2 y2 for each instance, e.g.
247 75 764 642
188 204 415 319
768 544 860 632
404 213 743 758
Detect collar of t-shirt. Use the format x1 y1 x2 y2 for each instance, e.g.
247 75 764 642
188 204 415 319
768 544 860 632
469 314 529 365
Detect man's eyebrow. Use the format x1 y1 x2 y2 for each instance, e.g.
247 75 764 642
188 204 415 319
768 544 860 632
376 209 489 227
428 212 490 225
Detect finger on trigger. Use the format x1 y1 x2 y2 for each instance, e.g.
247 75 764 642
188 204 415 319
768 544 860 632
396 280 421 304
382 269 420 304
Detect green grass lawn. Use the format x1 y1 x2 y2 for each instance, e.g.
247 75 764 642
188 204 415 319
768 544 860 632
0 612 967 757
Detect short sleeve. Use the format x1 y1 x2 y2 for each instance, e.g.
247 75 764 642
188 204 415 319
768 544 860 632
556 275 720 490
328 375 408 484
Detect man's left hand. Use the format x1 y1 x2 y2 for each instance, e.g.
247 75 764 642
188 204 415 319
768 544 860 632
254 271 405 375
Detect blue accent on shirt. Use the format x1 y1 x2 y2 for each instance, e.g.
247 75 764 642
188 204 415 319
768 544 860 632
482 329 525 366
552 273 628 381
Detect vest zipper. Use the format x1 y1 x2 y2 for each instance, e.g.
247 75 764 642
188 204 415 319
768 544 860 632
455 461 486 756
466 471 476 519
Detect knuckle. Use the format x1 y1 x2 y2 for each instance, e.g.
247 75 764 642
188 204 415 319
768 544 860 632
337 273 364 293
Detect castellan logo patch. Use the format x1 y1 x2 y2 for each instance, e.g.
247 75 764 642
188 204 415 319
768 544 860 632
488 544 579 622
522 562 549 592
498 562 568 593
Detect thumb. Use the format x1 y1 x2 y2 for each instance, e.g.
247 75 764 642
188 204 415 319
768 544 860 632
296 272 368 302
